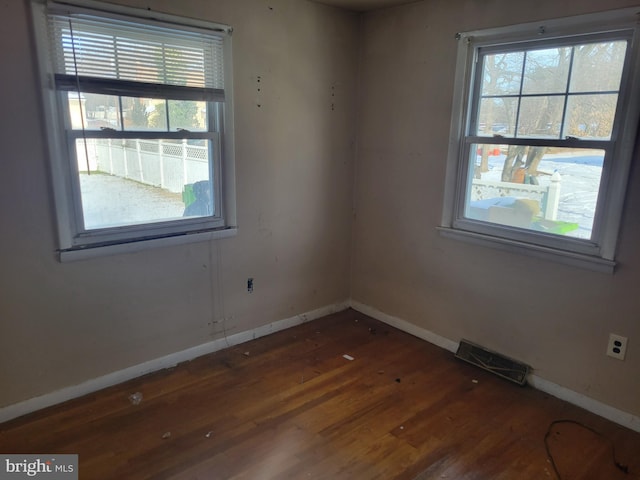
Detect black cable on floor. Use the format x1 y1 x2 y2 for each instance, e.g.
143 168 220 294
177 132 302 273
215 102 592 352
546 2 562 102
544 419 637 480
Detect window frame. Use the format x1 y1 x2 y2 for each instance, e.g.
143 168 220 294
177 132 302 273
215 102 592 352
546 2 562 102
31 0 237 261
440 8 640 273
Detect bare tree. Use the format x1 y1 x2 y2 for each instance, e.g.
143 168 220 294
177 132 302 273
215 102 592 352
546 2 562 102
483 41 622 184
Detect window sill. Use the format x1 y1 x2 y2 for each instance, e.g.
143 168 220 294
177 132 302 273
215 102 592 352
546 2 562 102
58 227 237 262
436 226 615 274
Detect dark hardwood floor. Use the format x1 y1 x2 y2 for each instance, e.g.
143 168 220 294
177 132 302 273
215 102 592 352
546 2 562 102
1 309 639 479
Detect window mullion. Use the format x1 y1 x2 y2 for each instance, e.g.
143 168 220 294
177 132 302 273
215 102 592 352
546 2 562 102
513 50 527 138
559 46 576 139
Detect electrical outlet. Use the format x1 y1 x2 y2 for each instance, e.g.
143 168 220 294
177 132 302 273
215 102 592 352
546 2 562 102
607 333 627 360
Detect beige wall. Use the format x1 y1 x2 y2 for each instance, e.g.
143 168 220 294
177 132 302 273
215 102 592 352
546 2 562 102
0 0 358 407
352 0 640 417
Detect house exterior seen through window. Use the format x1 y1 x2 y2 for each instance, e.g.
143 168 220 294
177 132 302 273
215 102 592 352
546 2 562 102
441 9 640 272
31 0 236 260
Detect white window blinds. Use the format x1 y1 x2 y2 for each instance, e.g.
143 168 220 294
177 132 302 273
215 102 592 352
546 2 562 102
47 10 225 92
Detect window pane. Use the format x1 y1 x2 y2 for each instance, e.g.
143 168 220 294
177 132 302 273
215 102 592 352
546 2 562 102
144 100 169 131
121 97 167 131
477 97 517 136
522 47 570 95
517 96 563 138
480 52 524 96
465 144 604 239
168 100 208 131
569 41 627 93
475 41 627 140
70 92 121 130
75 138 214 229
564 93 618 139
120 99 208 132
73 95 203 132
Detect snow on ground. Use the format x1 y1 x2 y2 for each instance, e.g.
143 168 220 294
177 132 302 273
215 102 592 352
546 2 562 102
79 173 185 229
79 152 603 240
480 152 603 239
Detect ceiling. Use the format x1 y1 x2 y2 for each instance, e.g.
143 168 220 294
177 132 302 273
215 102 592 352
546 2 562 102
312 0 419 12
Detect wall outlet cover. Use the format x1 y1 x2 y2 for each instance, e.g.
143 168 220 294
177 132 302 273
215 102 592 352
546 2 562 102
607 333 627 360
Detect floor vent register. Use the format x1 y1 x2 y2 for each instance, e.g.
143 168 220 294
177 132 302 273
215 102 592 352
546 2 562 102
455 339 530 386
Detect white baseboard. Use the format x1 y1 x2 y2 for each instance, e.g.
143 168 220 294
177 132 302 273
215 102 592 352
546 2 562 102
349 300 640 433
350 300 459 353
527 375 640 432
0 301 350 424
4 299 638 434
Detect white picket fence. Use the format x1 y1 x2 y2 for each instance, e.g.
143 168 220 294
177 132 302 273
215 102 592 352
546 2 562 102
470 171 562 220
78 139 209 194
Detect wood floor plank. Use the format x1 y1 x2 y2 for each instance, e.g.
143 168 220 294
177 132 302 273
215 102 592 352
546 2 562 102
1 308 639 479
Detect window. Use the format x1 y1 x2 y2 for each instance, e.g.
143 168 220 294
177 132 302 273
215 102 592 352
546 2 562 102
441 9 640 272
31 0 236 260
